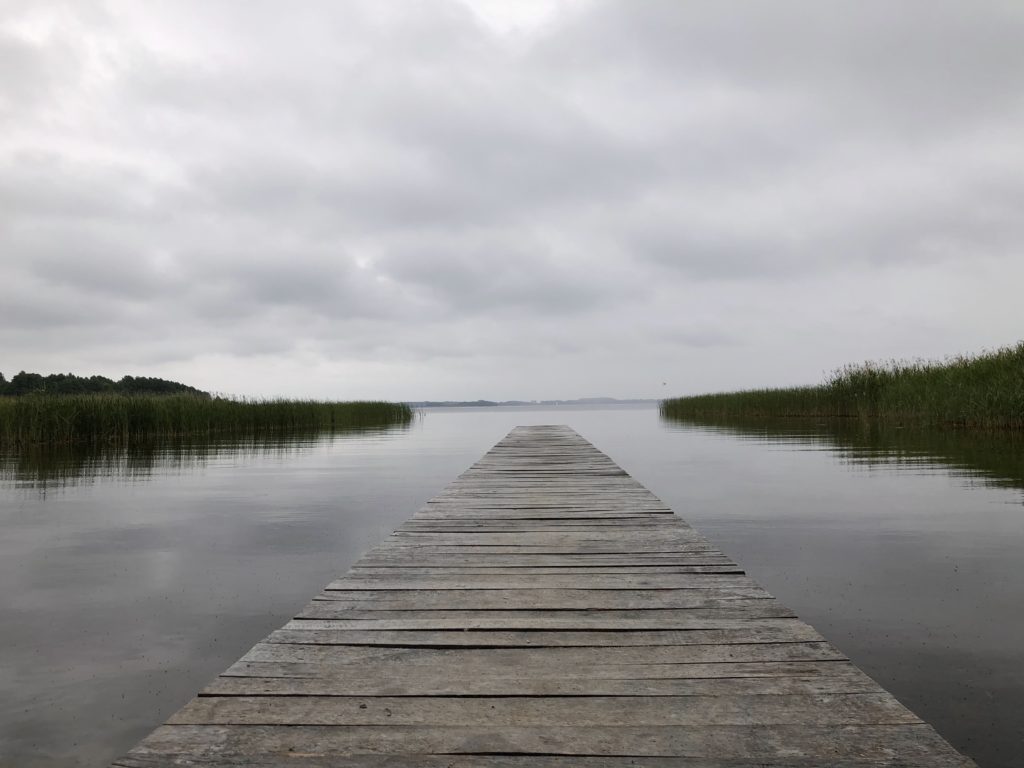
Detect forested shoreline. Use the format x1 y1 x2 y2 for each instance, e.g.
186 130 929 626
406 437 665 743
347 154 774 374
0 371 208 397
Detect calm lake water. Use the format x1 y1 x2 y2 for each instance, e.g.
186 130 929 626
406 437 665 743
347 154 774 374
1 404 1021 768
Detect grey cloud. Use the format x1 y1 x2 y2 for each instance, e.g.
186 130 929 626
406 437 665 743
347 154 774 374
26 237 173 300
654 325 740 349
187 250 398 322
172 85 649 236
0 280 118 330
375 236 620 316
627 141 1024 281
545 1 1024 134
0 32 57 119
630 226 794 281
186 154 499 233
0 153 156 221
1 1 1022 398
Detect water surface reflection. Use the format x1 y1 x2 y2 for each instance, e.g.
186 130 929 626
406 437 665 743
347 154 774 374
1 425 413 491
1 407 1020 767
653 414 1023 768
664 416 1024 494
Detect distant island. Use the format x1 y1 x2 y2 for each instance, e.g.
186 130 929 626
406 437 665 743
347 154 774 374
408 397 659 408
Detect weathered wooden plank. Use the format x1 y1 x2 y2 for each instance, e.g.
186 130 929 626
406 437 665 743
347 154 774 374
388 535 700 543
128 723 965 760
326 574 758 590
395 526 687 533
345 566 747 576
391 530 694 537
406 506 675 512
421 499 667 504
292 606 798 626
384 531 707 540
266 622 823 647
296 602 789 618
413 514 674 520
221 662 856 693
356 561 741 573
284 616 822 633
350 565 744 574
388 529 702 540
238 641 845 666
312 587 773 608
227 661 873 684
115 755 976 768
221 661 858 686
264 624 825 647
359 551 735 562
364 543 726 554
201 672 885 698
368 543 724 554
170 693 920 726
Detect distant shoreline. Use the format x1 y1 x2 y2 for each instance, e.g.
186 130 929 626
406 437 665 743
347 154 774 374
408 398 659 408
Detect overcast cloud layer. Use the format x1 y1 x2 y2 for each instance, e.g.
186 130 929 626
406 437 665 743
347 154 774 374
2 1 1022 400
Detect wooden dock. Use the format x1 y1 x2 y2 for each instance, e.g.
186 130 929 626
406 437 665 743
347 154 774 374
115 425 975 767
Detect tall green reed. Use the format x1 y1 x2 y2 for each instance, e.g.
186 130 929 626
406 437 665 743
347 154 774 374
0 394 413 447
661 342 1024 430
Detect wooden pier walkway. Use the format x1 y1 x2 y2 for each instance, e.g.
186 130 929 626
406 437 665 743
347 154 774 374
115 425 975 767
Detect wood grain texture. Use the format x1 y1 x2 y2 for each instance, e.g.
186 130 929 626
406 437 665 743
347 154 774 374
113 424 975 767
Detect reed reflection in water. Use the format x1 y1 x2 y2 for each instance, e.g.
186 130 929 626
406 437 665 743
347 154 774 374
661 415 1024 497
0 424 414 491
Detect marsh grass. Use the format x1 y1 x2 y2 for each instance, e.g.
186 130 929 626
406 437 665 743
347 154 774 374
0 394 413 447
661 342 1024 430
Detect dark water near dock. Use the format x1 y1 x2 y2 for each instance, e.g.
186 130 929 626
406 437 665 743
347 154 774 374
1 405 1021 767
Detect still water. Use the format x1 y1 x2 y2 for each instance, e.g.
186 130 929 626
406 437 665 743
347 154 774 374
1 404 1021 767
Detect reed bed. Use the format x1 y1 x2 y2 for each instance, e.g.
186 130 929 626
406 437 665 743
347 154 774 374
0 394 413 447
661 342 1024 430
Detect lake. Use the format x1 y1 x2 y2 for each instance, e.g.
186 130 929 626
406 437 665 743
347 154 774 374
1 404 1021 767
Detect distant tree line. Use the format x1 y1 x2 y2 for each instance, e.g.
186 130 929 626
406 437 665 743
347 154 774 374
0 371 209 398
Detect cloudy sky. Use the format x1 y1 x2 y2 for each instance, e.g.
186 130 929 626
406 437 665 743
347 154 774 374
2 1 1022 400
